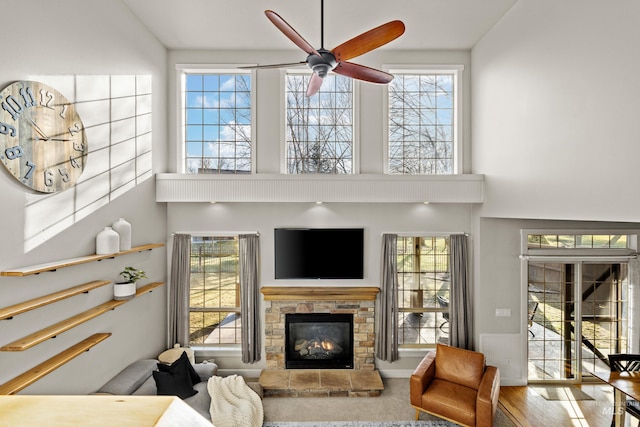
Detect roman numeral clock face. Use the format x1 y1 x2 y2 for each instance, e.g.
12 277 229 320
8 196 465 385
0 80 87 193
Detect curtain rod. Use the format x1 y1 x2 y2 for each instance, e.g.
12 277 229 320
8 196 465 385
382 232 469 237
173 231 259 236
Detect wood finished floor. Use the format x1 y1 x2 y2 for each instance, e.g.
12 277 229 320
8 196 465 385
499 383 639 427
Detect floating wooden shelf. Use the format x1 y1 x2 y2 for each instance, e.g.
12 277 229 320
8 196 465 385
0 282 163 352
0 243 165 277
0 280 111 321
134 281 164 297
0 333 111 395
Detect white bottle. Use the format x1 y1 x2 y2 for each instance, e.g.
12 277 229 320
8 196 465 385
112 218 132 251
96 227 120 254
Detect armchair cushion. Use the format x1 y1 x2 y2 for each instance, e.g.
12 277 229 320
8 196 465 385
434 343 486 391
421 379 477 426
411 344 500 427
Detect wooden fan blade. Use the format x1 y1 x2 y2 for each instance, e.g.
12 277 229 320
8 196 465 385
265 10 320 57
332 20 405 62
306 73 324 97
333 62 394 84
239 61 307 70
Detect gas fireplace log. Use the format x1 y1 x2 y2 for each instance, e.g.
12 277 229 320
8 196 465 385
294 339 308 351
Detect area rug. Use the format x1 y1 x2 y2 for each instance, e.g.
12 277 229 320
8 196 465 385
262 378 514 427
532 386 593 401
264 422 455 427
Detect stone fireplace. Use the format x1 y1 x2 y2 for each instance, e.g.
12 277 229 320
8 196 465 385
261 286 379 371
285 312 354 369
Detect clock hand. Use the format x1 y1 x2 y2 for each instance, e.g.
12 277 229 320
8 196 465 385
26 117 50 140
35 136 72 142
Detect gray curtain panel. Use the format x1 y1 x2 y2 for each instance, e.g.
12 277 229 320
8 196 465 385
376 233 399 362
240 234 261 363
168 233 191 347
449 234 472 349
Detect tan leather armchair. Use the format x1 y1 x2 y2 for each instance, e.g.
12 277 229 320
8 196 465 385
410 343 500 427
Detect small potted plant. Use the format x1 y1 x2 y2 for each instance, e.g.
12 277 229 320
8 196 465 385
114 267 147 300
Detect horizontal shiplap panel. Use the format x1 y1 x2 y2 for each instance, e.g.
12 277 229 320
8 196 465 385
155 173 484 203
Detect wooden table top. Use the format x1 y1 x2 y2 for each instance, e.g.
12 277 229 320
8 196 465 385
0 395 212 426
591 370 640 401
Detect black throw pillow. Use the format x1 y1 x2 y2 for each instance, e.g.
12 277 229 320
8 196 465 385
152 370 197 399
157 351 201 385
152 352 198 399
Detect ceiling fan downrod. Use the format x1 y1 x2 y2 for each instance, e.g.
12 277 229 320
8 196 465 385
320 0 324 49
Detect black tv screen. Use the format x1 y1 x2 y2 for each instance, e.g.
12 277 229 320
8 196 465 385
274 228 364 279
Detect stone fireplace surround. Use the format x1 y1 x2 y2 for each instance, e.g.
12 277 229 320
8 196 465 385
261 286 379 371
260 286 383 397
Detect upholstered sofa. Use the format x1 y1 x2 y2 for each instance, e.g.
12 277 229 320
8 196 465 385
95 359 218 420
410 343 500 427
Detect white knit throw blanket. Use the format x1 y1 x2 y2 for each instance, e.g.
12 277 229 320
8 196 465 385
208 374 264 427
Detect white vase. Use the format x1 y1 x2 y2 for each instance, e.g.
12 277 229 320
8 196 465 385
113 281 136 300
112 218 132 251
96 227 120 254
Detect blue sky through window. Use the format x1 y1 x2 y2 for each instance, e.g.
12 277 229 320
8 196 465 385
184 73 251 174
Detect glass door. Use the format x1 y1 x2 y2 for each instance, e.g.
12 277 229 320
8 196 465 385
527 262 629 382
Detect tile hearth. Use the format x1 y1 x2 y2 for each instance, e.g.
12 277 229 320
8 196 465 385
258 369 384 397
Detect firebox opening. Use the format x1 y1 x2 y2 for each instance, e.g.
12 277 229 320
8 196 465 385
285 313 354 369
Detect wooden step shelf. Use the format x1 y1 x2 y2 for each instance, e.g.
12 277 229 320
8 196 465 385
0 282 163 352
0 281 111 321
0 333 111 395
0 243 165 277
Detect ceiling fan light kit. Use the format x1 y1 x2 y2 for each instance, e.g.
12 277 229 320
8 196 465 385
248 1 405 97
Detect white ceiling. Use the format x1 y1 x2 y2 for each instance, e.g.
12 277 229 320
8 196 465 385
121 0 518 51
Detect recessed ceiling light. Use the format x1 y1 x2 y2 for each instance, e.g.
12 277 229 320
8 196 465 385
315 201 323 204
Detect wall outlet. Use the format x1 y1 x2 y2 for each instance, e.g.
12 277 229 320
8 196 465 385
495 308 512 317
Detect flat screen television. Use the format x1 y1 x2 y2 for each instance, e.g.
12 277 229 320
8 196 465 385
274 228 364 280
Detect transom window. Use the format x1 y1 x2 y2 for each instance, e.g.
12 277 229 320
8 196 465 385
285 73 354 174
527 233 629 250
386 67 461 175
189 236 241 346
182 70 253 174
397 236 450 348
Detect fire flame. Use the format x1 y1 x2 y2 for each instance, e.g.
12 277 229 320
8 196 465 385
322 341 334 351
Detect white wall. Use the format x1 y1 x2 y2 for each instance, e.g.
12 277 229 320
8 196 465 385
0 0 168 394
472 0 640 222
471 0 640 384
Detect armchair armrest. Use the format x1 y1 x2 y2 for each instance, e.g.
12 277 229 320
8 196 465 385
410 351 436 407
476 365 500 427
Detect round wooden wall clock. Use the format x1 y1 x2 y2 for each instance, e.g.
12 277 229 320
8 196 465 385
0 80 87 193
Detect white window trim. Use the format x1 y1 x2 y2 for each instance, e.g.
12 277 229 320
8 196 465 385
395 234 451 349
280 68 360 174
520 228 640 258
186 232 245 349
519 228 640 380
175 64 257 174
382 64 464 175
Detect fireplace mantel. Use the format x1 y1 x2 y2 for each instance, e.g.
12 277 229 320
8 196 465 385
260 286 379 301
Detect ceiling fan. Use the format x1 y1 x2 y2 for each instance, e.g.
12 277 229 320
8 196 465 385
246 0 405 97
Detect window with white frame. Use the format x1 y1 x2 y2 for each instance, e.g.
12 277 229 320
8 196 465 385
189 236 241 346
182 70 253 174
387 67 461 175
397 236 450 348
285 72 354 174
